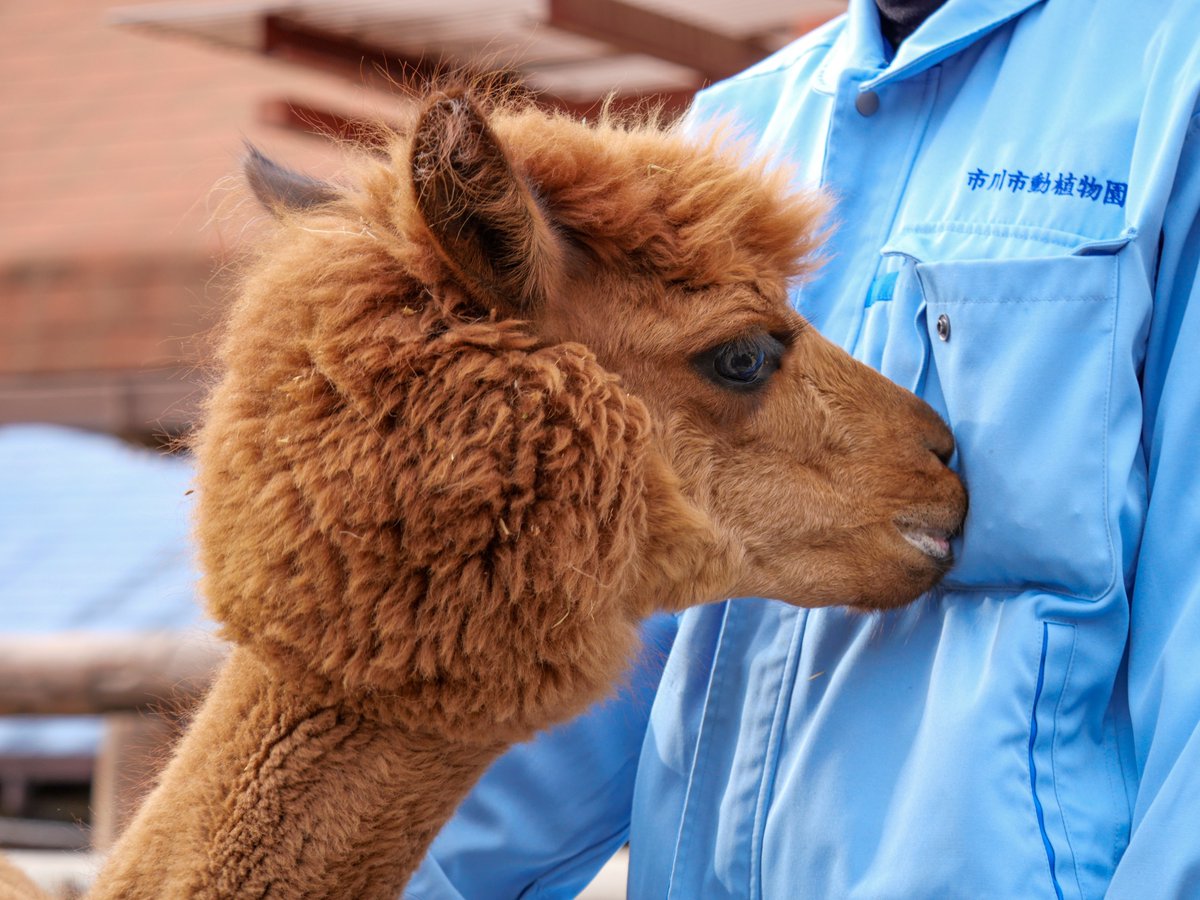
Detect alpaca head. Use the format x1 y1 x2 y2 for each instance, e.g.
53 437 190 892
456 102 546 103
239 91 965 618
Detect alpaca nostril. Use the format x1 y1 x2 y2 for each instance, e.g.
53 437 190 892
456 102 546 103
904 394 955 466
925 424 955 466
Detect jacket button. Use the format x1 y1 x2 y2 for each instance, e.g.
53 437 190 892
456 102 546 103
855 91 880 116
936 313 951 341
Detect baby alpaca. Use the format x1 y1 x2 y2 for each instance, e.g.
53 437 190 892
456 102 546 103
1 90 964 899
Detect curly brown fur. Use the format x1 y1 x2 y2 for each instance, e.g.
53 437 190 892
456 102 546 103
0 88 965 899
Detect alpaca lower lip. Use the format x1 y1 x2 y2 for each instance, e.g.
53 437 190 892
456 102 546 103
898 526 953 561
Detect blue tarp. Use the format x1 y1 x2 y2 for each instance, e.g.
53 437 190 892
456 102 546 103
0 424 207 754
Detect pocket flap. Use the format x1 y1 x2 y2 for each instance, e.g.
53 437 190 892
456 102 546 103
914 253 1119 599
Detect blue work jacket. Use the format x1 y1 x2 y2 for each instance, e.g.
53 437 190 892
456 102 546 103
408 0 1200 896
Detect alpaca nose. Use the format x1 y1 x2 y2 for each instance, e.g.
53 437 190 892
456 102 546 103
911 399 955 465
925 418 955 465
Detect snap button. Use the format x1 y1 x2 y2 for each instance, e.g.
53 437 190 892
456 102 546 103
855 90 880 117
936 313 951 341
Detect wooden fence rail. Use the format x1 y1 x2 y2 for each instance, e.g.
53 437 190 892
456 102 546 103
0 632 227 716
0 631 229 849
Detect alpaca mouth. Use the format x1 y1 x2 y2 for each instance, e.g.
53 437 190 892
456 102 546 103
896 524 954 562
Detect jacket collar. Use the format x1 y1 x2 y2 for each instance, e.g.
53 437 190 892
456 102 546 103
815 0 1045 93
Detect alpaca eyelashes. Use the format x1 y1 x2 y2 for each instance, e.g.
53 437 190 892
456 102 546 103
694 334 786 392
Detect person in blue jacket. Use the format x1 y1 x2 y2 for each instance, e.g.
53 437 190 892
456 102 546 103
407 0 1200 896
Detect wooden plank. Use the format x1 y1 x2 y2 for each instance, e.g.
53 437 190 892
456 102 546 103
542 89 694 119
90 713 183 850
259 92 694 147
263 13 434 86
259 97 395 147
0 368 203 439
547 0 767 83
0 633 226 716
0 817 89 851
0 756 94 824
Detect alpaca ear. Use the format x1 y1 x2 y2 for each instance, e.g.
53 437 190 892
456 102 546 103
243 143 339 215
410 93 566 312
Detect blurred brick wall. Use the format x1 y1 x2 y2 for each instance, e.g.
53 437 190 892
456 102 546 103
0 258 217 374
0 256 221 439
0 1 398 440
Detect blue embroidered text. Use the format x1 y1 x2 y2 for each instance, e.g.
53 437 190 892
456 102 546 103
966 168 1128 207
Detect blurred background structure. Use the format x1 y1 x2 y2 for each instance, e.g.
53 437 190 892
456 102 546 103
0 0 844 894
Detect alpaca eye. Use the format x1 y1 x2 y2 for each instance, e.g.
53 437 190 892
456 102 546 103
715 344 765 382
694 334 785 392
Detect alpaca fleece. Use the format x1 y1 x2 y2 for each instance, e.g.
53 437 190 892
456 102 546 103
199 272 652 742
196 100 821 743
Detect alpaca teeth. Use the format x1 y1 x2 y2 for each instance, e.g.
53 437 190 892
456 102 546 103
899 527 952 561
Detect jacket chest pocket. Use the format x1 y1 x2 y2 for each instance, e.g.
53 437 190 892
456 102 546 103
912 252 1121 599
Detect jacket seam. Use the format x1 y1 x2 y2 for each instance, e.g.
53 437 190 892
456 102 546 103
844 67 942 352
748 610 806 900
1029 622 1066 900
1049 623 1085 899
666 602 733 897
897 220 1094 248
925 295 1108 305
1098 253 1120 602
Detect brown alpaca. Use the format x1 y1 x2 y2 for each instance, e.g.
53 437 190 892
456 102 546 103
1 92 964 899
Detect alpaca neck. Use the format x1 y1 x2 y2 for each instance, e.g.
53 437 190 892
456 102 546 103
89 649 502 900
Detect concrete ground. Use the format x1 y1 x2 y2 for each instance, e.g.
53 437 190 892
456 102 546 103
6 850 100 898
579 847 629 899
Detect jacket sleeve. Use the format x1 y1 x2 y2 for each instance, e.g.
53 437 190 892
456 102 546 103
404 614 678 900
1106 112 1200 897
